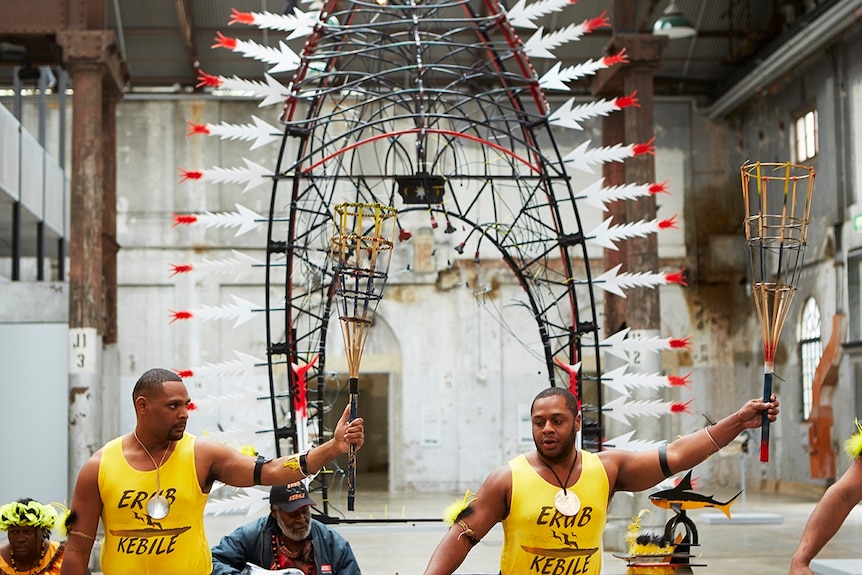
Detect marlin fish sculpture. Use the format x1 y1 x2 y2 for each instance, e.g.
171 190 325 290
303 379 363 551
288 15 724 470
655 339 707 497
649 470 742 519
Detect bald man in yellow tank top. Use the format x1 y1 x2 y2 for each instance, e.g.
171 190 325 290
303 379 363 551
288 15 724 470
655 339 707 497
424 387 778 575
61 368 365 575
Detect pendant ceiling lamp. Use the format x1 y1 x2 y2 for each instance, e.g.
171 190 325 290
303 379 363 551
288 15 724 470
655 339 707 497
653 0 697 39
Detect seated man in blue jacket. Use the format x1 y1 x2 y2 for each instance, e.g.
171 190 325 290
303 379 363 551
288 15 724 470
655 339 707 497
211 482 361 574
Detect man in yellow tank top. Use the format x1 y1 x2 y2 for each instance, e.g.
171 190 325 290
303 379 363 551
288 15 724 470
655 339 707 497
60 368 365 575
423 386 779 575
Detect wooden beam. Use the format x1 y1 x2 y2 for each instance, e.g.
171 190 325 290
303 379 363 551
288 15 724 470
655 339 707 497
175 0 200 75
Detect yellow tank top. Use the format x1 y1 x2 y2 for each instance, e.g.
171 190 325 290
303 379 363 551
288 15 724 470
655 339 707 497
500 450 609 575
98 433 210 575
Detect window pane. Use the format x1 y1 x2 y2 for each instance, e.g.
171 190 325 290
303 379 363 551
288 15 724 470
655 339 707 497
805 112 816 159
851 255 862 341
796 117 806 162
799 298 821 421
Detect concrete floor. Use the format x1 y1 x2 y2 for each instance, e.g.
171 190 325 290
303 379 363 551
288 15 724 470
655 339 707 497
201 477 862 575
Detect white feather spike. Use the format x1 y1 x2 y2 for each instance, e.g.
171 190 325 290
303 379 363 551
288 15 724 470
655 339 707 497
190 116 282 150
190 388 261 414
598 327 693 362
586 215 677 251
170 294 263 328
173 204 265 237
539 57 614 91
205 487 271 518
602 395 693 425
545 97 583 131
563 139 654 174
213 34 300 74
598 365 631 395
601 365 692 393
523 23 592 59
229 7 318 40
593 264 683 298
548 97 628 130
170 250 265 281
199 420 268 444
178 351 265 381
577 179 669 212
505 0 570 29
181 158 272 193
604 430 666 452
200 73 289 108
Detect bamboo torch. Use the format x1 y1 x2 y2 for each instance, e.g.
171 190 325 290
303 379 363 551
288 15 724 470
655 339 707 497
741 161 814 462
331 202 397 510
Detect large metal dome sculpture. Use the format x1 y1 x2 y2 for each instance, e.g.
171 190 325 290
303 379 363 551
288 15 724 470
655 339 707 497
172 0 688 516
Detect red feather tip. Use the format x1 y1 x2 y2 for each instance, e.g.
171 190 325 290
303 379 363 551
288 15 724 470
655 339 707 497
172 213 198 227
615 89 639 109
174 369 194 378
604 49 629 67
632 137 656 156
212 31 237 50
196 70 221 88
186 122 210 137
649 181 670 195
229 8 256 26
669 335 693 350
169 310 193 324
583 11 610 31
668 373 692 387
178 168 203 183
664 269 688 286
187 402 198 411
658 214 679 229
671 399 694 414
398 228 412 242
169 263 193 277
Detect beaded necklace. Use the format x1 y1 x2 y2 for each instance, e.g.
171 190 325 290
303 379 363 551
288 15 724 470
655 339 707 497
269 531 315 574
2 541 64 575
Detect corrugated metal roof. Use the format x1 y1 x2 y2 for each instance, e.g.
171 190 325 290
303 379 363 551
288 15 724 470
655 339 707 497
0 0 843 103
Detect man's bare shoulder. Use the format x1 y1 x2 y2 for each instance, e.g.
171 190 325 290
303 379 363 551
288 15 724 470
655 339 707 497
477 460 514 496
82 446 105 469
192 435 237 456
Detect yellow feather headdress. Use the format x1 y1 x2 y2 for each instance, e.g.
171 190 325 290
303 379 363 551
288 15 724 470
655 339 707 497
0 500 69 533
844 419 862 460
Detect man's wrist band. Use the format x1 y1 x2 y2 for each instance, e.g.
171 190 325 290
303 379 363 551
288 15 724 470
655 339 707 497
253 454 271 485
658 444 673 478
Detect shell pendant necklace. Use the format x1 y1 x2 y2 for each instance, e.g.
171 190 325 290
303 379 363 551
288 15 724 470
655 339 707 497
539 448 580 516
133 431 172 519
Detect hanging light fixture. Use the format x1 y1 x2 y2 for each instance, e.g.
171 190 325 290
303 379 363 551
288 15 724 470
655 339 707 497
652 0 697 39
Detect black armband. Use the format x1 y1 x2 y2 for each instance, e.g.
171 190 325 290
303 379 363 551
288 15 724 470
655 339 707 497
254 454 271 485
658 444 673 478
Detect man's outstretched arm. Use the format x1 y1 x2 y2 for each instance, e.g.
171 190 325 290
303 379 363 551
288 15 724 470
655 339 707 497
790 458 862 575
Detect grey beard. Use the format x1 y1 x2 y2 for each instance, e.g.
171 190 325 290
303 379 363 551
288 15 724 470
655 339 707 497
276 512 312 542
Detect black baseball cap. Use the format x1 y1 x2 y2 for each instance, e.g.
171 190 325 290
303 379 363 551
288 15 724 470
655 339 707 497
270 482 315 513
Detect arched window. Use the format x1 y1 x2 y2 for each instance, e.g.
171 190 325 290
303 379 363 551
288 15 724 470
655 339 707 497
797 298 822 421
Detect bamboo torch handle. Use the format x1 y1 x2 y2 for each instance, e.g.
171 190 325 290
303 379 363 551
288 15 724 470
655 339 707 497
347 376 358 511
760 369 772 462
